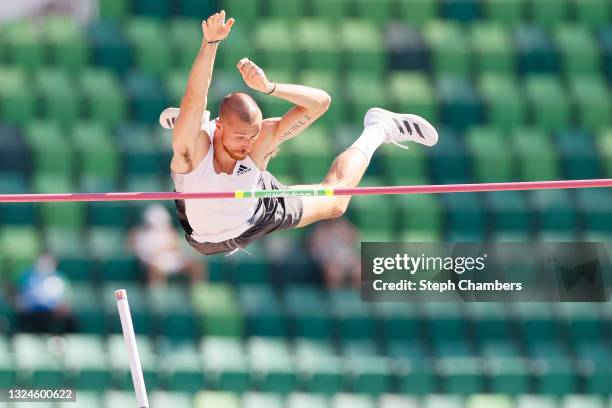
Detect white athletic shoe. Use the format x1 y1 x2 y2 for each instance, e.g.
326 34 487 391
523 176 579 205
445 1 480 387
364 107 438 149
159 107 211 130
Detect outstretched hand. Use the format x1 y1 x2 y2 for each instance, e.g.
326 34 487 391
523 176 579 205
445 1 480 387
237 58 275 94
202 10 234 42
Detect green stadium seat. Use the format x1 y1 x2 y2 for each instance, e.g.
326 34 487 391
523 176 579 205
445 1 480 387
424 22 471 77
466 395 514 408
104 391 138 408
284 285 332 339
525 75 569 132
25 121 75 177
63 335 110 391
487 357 531 395
442 193 486 239
348 356 393 395
151 285 197 339
429 131 471 183
535 357 578 395
439 357 484 395
87 227 128 259
80 69 127 127
132 0 170 17
389 72 438 124
168 18 203 70
44 16 89 74
125 18 172 76
442 0 480 22
579 350 612 394
117 124 164 176
58 391 102 408
422 302 468 341
512 128 560 181
99 253 140 282
575 189 612 233
531 190 577 235
125 174 165 192
297 20 341 72
0 67 35 126
0 337 16 388
88 21 133 74
379 395 420 408
562 396 606 408
478 74 526 131
570 76 611 133
268 0 304 19
68 283 105 333
329 289 375 340
513 303 560 343
286 393 329 408
87 201 130 228
598 129 612 176
157 340 204 392
201 337 249 392
529 0 568 28
470 23 514 74
438 77 482 131
191 283 243 337
150 391 193 408
557 131 600 180
45 228 95 281
125 72 168 123
255 20 297 73
398 0 439 27
108 334 158 389
555 25 601 77
423 395 465 408
0 178 34 226
387 24 430 72
13 334 64 388
248 337 296 393
176 0 216 16
484 191 532 235
354 0 393 24
575 0 610 29
558 303 603 346
238 285 286 337
243 392 284 408
73 122 119 190
331 394 376 408
465 302 511 343
601 27 612 82
220 0 260 28
396 194 443 240
381 141 428 184
340 20 386 76
291 126 334 182
0 226 41 280
466 127 513 182
99 0 128 20
516 395 558 408
3 21 44 73
515 26 559 73
351 196 396 241
294 338 344 395
194 391 241 408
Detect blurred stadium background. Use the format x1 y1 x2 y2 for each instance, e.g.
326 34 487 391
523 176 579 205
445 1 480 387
0 0 612 406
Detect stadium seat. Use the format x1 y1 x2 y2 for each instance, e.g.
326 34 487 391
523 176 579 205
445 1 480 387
556 130 600 180
201 337 249 392
286 393 330 408
398 0 439 27
242 392 284 408
470 23 514 74
575 0 610 29
220 0 259 26
331 394 376 408
247 337 296 393
478 74 526 130
424 22 472 77
466 127 513 182
487 357 531 395
238 285 286 337
388 72 438 124
88 21 133 74
157 340 204 392
554 25 601 77
268 0 305 20
0 67 35 126
176 0 216 16
387 24 430 72
529 0 568 28
575 189 612 233
340 20 386 76
439 357 485 395
428 131 471 183
422 395 465 408
442 193 486 239
255 21 298 73
284 285 332 339
512 128 560 181
3 21 44 73
530 190 578 236
297 20 341 72
150 391 193 408
294 338 345 395
525 75 569 132
354 0 393 24
484 191 532 235
44 16 89 74
124 72 168 123
99 0 129 20
63 335 110 390
125 18 172 76
194 391 241 408
483 0 525 26
191 283 244 337
569 76 611 133
466 395 514 408
438 76 482 131
13 334 64 388
80 68 127 127
514 26 558 73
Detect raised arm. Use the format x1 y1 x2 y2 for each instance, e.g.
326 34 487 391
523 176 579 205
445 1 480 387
171 11 234 171
237 58 331 146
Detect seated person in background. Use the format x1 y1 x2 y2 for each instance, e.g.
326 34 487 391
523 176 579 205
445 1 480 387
308 218 361 289
16 253 76 334
129 204 206 286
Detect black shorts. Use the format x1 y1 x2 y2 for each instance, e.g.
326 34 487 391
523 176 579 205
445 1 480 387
174 171 304 255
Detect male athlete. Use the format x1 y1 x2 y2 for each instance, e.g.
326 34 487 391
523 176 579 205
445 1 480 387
160 11 439 255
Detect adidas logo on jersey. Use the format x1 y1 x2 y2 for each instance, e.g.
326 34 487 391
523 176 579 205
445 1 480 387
236 164 251 175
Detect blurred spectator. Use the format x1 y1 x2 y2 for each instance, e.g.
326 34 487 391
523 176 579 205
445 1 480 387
129 204 206 286
308 218 361 288
16 253 76 334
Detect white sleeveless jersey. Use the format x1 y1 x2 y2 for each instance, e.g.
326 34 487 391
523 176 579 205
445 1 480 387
171 118 261 243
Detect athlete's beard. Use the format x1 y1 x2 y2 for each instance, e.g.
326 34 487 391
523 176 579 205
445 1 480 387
222 138 248 161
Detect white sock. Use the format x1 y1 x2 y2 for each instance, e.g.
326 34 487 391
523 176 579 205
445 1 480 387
350 124 386 162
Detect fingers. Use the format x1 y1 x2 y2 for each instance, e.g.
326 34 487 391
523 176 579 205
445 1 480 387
226 17 235 29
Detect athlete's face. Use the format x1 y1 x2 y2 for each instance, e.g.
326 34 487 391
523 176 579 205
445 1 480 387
218 115 262 161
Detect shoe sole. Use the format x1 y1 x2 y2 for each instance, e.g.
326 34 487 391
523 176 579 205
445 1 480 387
365 107 438 146
159 107 179 129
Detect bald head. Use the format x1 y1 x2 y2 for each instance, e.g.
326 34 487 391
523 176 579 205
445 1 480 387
219 92 261 125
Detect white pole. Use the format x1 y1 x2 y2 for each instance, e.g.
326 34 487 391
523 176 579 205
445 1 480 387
115 289 149 408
